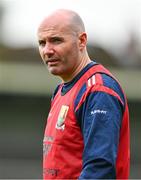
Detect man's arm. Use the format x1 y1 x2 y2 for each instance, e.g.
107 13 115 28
75 87 124 179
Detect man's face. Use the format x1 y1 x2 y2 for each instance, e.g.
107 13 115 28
37 22 81 81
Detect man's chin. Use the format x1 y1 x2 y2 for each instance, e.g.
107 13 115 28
48 68 61 76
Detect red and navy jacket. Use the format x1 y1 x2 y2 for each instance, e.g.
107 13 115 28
43 61 130 179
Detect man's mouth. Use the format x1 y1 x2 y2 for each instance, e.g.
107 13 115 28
46 58 60 65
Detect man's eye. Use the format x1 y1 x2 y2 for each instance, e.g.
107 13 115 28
51 37 63 43
38 40 46 46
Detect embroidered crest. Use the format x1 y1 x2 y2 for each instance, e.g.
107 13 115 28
56 105 69 130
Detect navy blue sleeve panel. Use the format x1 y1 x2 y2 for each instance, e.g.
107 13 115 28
76 91 123 179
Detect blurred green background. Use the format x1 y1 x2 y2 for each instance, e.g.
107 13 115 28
0 0 141 179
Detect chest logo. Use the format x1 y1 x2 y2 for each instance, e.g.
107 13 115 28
56 105 69 130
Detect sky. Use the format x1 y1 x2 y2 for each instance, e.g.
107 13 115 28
1 0 141 51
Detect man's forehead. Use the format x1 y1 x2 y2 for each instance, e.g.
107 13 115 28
37 26 73 40
38 19 75 39
38 17 68 32
38 29 61 38
38 23 67 35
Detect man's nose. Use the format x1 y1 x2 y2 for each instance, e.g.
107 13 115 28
43 44 54 55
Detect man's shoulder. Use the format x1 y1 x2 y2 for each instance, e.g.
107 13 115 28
74 71 126 110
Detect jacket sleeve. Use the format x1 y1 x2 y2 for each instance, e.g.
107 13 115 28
75 89 124 179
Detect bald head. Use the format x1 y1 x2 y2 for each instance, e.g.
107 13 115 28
37 9 91 82
38 9 85 35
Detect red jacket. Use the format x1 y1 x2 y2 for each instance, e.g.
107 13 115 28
43 63 130 179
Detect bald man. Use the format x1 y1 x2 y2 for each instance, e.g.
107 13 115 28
37 9 130 179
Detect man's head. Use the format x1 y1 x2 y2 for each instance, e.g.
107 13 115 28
37 9 90 82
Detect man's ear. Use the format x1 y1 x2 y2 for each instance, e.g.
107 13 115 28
79 32 87 50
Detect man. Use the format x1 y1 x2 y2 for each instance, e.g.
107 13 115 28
37 9 130 179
